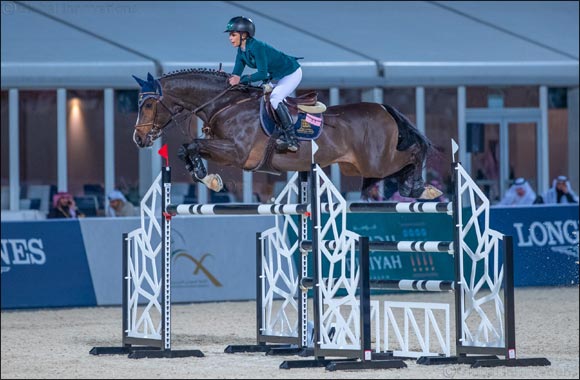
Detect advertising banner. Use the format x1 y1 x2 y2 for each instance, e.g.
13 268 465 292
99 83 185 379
80 215 277 305
348 212 455 282
1 220 96 309
169 215 276 302
490 204 579 287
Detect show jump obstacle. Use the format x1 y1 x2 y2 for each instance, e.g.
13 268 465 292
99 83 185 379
91 141 550 371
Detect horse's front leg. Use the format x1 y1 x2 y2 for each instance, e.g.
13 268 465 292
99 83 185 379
178 139 243 192
177 142 223 192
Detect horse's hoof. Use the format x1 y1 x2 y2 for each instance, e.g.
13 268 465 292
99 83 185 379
200 174 223 192
419 185 443 200
209 174 223 192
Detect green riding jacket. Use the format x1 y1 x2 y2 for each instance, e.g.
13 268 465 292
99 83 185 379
232 38 301 84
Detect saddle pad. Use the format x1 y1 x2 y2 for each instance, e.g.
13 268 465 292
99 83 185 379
259 98 323 140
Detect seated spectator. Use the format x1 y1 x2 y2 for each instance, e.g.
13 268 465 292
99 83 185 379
383 178 399 200
388 191 415 203
47 192 85 219
106 190 138 217
367 183 384 202
542 176 578 204
497 177 543 206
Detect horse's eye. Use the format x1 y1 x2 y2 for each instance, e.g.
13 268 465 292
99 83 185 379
144 103 153 109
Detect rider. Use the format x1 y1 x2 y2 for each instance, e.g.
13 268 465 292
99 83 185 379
225 16 302 152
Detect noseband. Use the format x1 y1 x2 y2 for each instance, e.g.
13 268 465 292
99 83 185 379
135 92 177 142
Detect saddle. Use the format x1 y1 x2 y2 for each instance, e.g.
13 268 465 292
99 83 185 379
264 85 326 123
253 88 326 176
285 92 327 114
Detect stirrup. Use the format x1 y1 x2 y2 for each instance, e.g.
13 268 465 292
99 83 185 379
276 136 298 152
286 135 299 152
276 138 290 152
275 129 290 151
285 130 300 152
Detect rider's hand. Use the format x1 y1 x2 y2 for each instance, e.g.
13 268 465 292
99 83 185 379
229 75 241 86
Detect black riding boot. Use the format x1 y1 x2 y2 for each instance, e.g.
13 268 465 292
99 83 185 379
274 103 299 152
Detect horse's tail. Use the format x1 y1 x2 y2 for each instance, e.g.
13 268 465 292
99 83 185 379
382 103 434 161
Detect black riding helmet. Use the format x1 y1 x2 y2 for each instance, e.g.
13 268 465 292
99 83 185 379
224 16 255 38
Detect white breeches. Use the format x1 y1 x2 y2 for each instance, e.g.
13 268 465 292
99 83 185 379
269 67 302 108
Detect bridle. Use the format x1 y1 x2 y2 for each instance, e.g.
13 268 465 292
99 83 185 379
134 91 176 143
134 82 254 144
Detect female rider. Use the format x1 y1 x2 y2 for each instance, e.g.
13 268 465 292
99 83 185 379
225 16 302 152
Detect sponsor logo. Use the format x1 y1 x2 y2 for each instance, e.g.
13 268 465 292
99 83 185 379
297 119 314 134
1 238 47 273
170 230 222 287
172 251 222 287
513 219 579 259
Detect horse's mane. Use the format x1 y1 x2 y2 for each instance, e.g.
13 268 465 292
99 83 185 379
160 67 262 95
161 67 230 80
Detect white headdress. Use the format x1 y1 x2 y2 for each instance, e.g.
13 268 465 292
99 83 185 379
543 175 578 204
498 177 538 206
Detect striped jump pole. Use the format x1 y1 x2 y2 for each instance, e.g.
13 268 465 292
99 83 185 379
300 240 453 254
167 203 310 216
167 201 451 217
338 201 452 214
300 277 455 292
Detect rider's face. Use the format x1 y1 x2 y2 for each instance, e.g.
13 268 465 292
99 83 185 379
229 32 241 47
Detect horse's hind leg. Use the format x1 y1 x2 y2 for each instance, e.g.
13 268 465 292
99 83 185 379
396 165 442 200
394 165 422 198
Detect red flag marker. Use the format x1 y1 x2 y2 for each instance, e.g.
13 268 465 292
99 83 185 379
158 144 169 167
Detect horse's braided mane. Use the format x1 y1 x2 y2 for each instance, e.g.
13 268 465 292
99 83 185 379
160 68 263 93
161 67 229 80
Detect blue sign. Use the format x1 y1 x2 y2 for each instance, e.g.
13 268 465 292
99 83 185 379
1 220 96 309
490 205 579 287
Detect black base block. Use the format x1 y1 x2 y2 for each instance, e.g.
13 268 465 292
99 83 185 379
224 344 293 354
89 346 159 356
280 357 407 371
128 349 204 359
471 357 551 368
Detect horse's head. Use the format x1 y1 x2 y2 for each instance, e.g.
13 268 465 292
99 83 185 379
132 73 172 148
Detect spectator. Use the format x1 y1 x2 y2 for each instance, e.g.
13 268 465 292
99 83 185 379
367 183 384 202
383 178 399 200
542 176 578 204
388 191 415 203
47 192 85 218
497 177 543 206
106 190 138 217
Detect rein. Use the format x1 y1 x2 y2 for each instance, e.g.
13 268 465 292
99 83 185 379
137 84 255 141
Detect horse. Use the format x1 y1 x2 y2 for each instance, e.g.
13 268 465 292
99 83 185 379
132 69 442 200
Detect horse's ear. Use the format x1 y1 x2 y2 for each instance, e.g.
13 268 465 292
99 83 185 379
147 72 155 82
132 75 147 88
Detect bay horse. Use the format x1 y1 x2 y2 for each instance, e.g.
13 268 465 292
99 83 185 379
132 69 441 200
